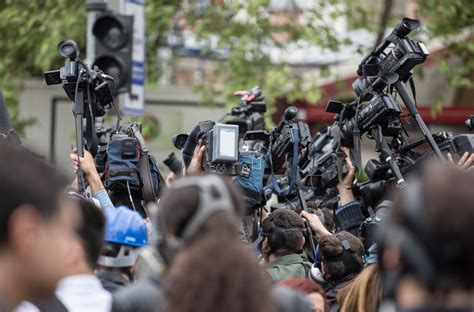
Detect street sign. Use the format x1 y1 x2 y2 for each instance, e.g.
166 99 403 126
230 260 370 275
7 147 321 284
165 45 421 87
121 0 146 116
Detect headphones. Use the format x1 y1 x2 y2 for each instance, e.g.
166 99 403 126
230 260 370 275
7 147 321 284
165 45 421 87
320 233 363 281
261 213 306 257
155 175 235 262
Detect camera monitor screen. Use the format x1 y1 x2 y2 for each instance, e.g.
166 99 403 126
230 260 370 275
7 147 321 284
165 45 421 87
212 124 239 162
220 128 237 157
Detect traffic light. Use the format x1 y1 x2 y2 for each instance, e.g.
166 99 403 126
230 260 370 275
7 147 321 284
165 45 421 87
92 13 133 95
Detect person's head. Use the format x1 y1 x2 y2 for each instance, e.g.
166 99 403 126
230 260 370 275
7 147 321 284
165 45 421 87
338 264 382 312
65 193 105 274
279 278 328 312
379 162 474 308
158 174 275 312
261 209 306 259
98 206 148 280
0 143 76 307
156 174 244 258
319 231 364 283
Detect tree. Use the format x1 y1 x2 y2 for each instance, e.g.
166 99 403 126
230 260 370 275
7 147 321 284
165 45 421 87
1 0 473 133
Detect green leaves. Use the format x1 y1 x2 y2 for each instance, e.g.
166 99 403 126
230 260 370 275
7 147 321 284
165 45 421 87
1 0 473 135
0 0 86 134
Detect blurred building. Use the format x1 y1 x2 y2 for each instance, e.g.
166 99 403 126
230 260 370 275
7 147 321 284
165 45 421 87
17 0 474 174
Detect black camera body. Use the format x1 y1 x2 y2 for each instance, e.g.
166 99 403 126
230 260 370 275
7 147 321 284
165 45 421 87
163 152 184 175
198 122 248 176
352 18 429 100
437 133 474 157
269 107 311 172
227 86 267 137
327 93 403 148
44 61 114 117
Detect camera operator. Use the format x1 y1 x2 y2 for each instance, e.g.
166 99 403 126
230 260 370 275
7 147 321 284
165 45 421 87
95 206 148 293
70 149 151 230
113 175 276 312
261 209 312 283
379 162 474 311
0 143 76 311
301 212 364 310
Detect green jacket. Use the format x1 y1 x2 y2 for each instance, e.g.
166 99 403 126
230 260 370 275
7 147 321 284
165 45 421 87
266 253 312 283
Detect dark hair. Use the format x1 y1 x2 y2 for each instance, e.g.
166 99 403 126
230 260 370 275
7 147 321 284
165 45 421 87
0 143 67 247
319 231 364 282
159 175 275 312
74 197 105 269
386 162 474 292
321 208 336 232
262 209 305 255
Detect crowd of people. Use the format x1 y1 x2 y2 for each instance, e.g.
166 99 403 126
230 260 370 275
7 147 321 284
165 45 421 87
0 134 473 312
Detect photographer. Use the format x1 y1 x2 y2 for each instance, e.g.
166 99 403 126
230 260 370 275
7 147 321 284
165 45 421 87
70 149 150 229
301 212 365 310
379 162 474 311
262 209 312 283
0 143 76 311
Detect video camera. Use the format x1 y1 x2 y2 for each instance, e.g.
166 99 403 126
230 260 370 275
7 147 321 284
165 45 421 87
44 39 115 193
225 86 267 137
197 121 248 176
268 106 311 172
44 40 115 118
352 18 429 101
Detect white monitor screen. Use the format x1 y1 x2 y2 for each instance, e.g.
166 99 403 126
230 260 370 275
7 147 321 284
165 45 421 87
219 128 237 157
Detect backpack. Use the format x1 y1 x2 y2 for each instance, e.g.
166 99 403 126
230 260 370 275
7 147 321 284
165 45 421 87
104 122 163 204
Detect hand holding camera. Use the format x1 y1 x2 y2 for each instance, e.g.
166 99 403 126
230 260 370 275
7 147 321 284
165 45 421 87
187 140 207 175
337 147 356 205
70 148 104 194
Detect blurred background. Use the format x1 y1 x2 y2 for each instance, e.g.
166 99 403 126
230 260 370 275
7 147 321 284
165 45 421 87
1 0 473 176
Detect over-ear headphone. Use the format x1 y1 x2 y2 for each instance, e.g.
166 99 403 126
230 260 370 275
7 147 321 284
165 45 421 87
155 175 236 262
320 233 363 281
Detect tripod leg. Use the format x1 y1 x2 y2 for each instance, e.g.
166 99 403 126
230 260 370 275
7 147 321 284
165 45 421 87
394 81 444 160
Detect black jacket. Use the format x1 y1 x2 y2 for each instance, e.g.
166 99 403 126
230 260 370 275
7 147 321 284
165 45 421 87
96 271 129 294
112 277 165 312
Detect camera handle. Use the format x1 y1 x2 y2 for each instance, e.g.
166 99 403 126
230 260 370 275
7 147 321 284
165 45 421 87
394 81 444 160
371 126 407 188
73 87 86 194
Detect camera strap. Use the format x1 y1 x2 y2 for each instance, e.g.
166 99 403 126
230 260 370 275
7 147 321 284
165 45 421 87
130 124 157 205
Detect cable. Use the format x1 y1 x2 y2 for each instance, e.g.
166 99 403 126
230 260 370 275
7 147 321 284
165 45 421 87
127 180 137 211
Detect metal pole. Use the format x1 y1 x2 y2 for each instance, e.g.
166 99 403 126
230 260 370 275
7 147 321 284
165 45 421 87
394 81 444 160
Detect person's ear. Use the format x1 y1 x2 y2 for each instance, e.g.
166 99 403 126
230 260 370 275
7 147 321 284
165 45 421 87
68 239 83 266
8 205 42 256
262 237 270 254
299 236 306 250
321 261 330 278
